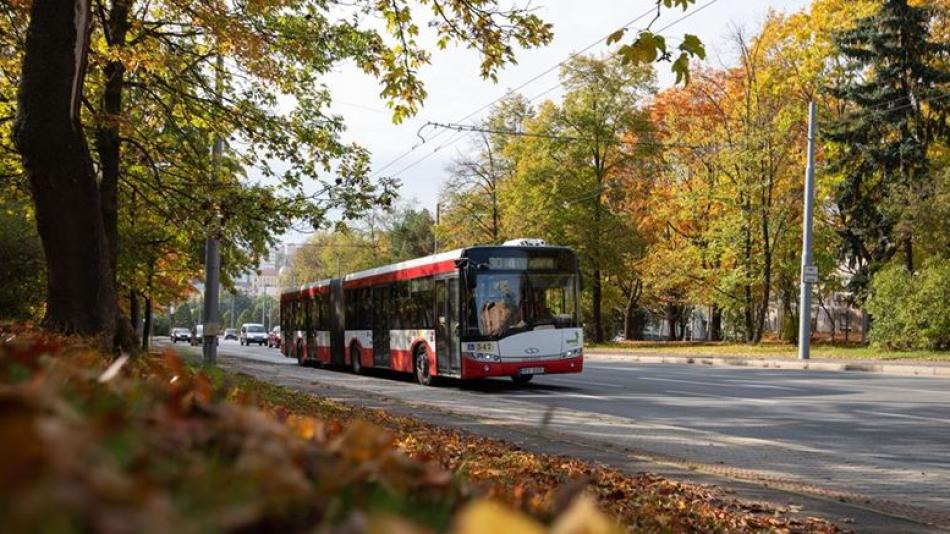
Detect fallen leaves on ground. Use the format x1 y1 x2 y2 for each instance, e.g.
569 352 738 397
0 328 842 533
229 362 843 533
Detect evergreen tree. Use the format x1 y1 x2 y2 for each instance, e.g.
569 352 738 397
826 0 950 295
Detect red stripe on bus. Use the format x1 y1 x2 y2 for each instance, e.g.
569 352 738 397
343 260 457 289
281 283 331 301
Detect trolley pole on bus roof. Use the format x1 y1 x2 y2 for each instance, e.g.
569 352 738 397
798 101 818 361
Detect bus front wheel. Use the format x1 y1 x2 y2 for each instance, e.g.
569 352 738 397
511 375 533 385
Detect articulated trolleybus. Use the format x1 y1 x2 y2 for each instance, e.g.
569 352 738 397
280 239 583 385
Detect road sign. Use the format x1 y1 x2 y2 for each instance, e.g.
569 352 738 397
803 265 818 283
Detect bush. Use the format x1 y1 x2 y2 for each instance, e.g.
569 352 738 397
0 204 45 322
867 258 950 351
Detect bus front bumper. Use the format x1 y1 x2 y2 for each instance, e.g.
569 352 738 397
460 354 583 379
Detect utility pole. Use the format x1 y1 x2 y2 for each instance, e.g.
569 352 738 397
798 101 818 361
202 53 224 366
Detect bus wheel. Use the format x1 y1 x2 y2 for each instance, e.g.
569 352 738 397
511 375 533 385
350 345 362 374
296 341 307 367
415 346 433 386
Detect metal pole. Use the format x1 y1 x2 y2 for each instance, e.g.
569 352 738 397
798 101 817 361
202 53 225 367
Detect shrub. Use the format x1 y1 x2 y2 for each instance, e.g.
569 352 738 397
867 258 950 351
0 203 45 322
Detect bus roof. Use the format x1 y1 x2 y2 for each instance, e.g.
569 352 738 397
343 248 465 288
282 243 576 297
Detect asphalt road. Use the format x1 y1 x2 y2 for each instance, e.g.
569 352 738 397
168 339 950 530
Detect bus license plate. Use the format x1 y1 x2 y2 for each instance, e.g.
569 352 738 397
520 367 545 375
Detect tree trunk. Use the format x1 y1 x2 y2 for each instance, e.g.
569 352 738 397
95 0 130 275
666 304 677 342
13 0 117 343
141 294 152 350
710 304 722 341
753 251 772 344
623 296 636 341
130 289 140 334
141 266 154 350
590 266 604 343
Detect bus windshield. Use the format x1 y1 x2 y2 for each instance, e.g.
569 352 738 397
471 272 578 338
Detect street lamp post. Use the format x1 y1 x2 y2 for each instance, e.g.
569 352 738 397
798 101 818 361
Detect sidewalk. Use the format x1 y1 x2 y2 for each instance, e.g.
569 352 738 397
586 350 950 378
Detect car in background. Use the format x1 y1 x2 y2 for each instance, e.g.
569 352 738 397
223 328 238 340
191 324 219 345
267 326 281 349
240 323 267 346
191 324 204 346
170 327 191 343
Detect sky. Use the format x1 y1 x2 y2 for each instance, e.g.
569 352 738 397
282 0 812 242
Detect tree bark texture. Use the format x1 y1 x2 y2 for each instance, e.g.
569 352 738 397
13 0 117 341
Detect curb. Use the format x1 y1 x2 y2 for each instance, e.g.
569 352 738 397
585 352 950 378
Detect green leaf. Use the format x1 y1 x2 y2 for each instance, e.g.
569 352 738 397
619 32 666 65
671 52 690 85
678 34 706 60
606 29 626 46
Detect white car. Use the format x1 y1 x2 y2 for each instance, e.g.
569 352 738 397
170 328 191 343
240 323 267 346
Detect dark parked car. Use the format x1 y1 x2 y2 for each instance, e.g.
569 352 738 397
170 328 191 343
224 328 238 340
267 326 281 349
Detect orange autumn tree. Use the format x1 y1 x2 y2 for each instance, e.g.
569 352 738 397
646 24 813 343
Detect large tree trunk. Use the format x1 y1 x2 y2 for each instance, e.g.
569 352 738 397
95 0 131 273
13 0 117 343
96 0 141 352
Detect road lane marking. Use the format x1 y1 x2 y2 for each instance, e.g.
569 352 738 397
540 377 626 388
859 410 950 424
637 375 765 389
721 380 801 391
665 389 778 404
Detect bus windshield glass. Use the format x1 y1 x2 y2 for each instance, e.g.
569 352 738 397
471 271 578 338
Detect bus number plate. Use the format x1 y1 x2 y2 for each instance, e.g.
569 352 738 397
520 367 545 375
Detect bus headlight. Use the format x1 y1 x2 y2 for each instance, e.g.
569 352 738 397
562 348 582 358
472 352 500 362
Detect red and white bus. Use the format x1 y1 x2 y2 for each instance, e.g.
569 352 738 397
280 239 583 385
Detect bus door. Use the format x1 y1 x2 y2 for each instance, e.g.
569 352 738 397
373 284 391 367
435 277 461 375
